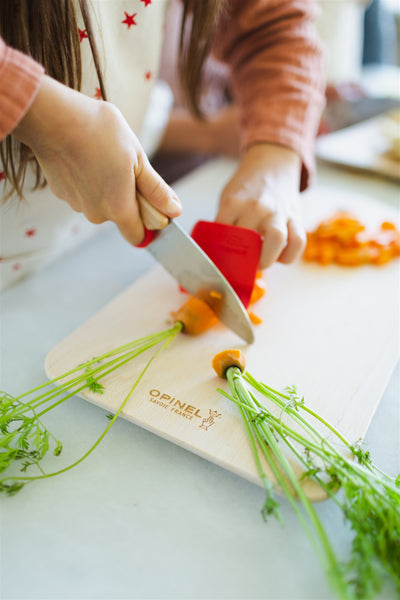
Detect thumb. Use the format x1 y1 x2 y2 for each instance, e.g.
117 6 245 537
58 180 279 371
135 155 181 218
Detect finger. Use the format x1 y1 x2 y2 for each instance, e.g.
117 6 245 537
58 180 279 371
116 213 145 246
108 195 145 246
83 207 108 225
278 218 306 264
259 216 288 269
234 201 268 231
99 173 146 245
135 156 181 218
215 193 243 225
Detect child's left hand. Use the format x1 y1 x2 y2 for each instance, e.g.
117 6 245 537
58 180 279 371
215 143 306 269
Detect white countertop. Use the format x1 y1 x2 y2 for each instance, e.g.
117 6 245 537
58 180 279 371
1 159 399 600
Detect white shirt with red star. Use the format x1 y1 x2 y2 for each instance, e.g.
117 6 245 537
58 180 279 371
0 0 170 290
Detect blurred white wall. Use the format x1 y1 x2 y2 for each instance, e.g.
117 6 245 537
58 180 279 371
316 1 370 83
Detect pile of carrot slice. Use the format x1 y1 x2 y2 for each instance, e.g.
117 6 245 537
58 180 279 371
303 212 400 266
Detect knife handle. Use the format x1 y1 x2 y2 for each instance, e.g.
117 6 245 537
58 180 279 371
137 193 169 230
135 192 170 248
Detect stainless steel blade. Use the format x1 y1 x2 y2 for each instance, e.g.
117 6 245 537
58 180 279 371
146 220 254 343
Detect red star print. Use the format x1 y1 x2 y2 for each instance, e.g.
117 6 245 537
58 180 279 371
78 28 88 42
71 224 80 235
122 12 137 28
0 171 5 183
140 0 152 6
145 71 152 81
94 87 102 100
25 228 36 237
12 263 21 271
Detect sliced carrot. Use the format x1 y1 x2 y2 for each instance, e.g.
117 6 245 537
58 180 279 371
248 311 263 325
209 290 223 300
304 212 400 268
317 242 337 266
171 296 218 335
303 240 321 262
249 276 267 305
212 349 246 379
335 247 365 266
370 248 393 266
390 233 400 256
381 221 397 230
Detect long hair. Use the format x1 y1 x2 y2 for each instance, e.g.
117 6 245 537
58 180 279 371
0 0 225 200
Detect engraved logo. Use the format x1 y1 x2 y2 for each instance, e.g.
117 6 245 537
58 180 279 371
199 409 222 430
147 389 222 430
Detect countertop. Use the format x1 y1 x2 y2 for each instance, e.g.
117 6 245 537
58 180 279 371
0 159 399 600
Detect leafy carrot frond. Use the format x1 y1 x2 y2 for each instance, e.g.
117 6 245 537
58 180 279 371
0 324 181 495
215 361 400 600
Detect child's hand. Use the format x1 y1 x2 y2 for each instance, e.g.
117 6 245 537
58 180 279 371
215 143 306 269
12 76 181 245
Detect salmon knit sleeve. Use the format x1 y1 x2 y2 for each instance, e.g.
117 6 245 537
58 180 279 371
213 0 326 190
0 36 44 140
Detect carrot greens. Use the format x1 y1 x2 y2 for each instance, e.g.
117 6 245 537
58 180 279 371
0 323 182 495
217 367 400 600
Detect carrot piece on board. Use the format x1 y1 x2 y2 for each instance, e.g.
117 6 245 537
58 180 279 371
370 248 393 266
317 242 337 266
381 221 397 230
212 349 246 379
303 239 320 262
390 232 400 256
335 247 365 266
248 311 263 325
171 296 218 335
249 275 267 305
304 212 400 267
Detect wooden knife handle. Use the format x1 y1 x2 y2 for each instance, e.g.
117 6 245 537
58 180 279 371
137 192 169 231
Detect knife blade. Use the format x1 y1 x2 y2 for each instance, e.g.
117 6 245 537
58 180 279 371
136 194 254 344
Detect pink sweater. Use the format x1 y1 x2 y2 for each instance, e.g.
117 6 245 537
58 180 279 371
0 0 324 189
0 37 44 140
213 0 325 190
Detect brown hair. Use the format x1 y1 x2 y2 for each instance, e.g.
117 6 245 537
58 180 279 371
0 0 225 200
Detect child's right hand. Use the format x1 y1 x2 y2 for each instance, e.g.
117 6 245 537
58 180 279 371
12 75 182 245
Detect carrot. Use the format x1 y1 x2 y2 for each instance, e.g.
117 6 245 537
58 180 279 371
172 271 267 336
335 247 365 266
249 272 267 305
304 212 400 267
212 349 246 379
248 311 263 325
171 296 218 335
381 221 396 231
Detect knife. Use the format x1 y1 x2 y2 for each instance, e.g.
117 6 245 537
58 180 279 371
136 193 254 344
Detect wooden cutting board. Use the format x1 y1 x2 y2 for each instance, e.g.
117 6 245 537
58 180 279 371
45 176 399 501
316 115 400 182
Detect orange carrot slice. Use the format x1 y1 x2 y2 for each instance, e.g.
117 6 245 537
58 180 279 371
304 212 400 267
171 296 218 335
248 311 262 325
249 277 267 305
381 221 396 231
212 349 246 379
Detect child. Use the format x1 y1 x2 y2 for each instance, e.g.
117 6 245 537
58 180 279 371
0 0 325 289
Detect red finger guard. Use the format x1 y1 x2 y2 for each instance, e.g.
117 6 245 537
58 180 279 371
135 227 157 248
191 221 262 308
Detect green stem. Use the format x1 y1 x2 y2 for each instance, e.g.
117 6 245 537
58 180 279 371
13 328 175 403
4 327 180 485
226 368 350 600
245 374 350 447
2 326 180 424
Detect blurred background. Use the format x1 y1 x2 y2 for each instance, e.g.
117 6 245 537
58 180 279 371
152 0 400 185
317 0 399 130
